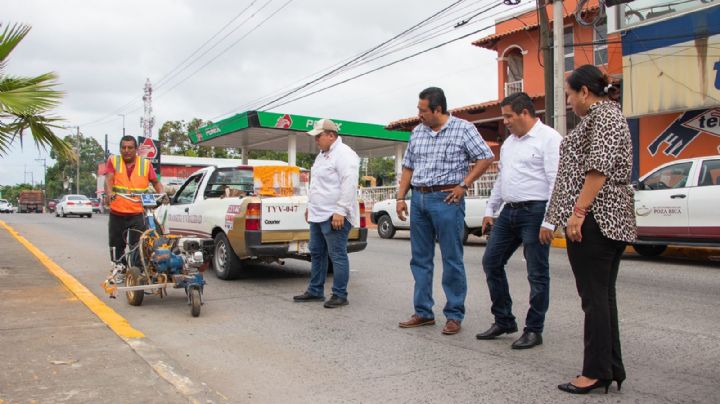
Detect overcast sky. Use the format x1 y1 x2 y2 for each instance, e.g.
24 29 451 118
2 0 532 186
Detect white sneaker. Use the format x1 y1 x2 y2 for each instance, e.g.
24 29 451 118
110 263 126 284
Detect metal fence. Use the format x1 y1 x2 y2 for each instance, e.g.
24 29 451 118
358 162 499 207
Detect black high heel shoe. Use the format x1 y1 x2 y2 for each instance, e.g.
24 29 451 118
614 378 625 391
558 379 611 394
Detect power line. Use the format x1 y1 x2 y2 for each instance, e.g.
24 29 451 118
154 0 294 100
253 0 471 111
154 0 260 88
263 15 515 111
222 0 514 116
80 0 271 128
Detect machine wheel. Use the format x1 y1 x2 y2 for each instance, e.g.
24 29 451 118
55 210 59 217
213 232 242 280
632 244 667 257
60 208 66 218
190 288 201 317
377 215 396 239
125 267 146 306
87 213 92 218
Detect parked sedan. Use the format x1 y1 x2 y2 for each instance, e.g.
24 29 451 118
55 194 93 218
89 198 103 213
47 198 58 213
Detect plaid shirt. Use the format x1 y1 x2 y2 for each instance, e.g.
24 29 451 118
402 116 494 186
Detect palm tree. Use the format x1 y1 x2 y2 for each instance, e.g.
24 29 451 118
0 22 73 159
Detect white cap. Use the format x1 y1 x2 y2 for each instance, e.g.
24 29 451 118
306 118 339 136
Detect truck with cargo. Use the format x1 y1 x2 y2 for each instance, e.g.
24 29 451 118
155 164 368 279
18 190 44 213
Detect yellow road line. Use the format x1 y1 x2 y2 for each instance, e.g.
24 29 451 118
0 220 144 339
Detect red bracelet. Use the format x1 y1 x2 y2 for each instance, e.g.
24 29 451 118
573 205 587 217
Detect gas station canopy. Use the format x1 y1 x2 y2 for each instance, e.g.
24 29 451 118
189 111 409 158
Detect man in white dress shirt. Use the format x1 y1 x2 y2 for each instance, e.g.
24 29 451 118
293 118 360 308
476 92 562 349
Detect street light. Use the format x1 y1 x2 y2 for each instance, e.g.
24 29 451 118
117 114 126 136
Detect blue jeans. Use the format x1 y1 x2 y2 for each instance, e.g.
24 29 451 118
482 202 550 333
410 191 466 321
306 218 351 299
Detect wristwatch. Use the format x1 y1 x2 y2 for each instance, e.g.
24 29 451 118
459 181 469 190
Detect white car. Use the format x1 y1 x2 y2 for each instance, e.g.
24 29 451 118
0 199 13 213
633 155 720 256
55 194 93 218
370 192 491 244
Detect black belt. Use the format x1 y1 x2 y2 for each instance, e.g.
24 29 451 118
506 200 547 209
412 184 457 193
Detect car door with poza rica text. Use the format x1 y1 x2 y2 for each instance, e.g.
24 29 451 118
635 161 693 238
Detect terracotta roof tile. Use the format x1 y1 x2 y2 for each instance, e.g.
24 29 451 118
386 94 545 131
471 4 599 49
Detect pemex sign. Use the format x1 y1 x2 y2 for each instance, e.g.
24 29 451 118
137 136 161 177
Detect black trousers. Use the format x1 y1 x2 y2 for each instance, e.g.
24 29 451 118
108 212 146 264
566 213 626 381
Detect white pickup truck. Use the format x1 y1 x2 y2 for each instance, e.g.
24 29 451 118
370 192 490 244
632 155 720 256
156 165 368 279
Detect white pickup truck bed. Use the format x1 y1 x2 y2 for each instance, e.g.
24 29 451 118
370 195 490 244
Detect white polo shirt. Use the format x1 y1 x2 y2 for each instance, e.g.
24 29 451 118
308 136 360 226
485 119 562 230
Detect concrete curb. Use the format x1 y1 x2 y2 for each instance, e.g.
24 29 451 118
0 220 226 403
550 234 718 259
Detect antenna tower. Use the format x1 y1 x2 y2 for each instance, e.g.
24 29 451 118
140 78 155 139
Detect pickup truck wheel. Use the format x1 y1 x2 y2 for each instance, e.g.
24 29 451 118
462 225 470 245
632 244 667 257
213 232 242 280
377 215 396 239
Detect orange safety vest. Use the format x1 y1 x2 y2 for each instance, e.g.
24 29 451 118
109 155 152 214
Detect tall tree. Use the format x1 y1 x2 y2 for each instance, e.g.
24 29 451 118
45 133 104 197
0 23 73 160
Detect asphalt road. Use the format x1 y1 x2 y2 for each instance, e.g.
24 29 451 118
2 213 719 403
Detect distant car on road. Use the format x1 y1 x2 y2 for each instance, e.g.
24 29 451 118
0 199 13 213
89 197 102 213
47 198 58 213
55 194 93 218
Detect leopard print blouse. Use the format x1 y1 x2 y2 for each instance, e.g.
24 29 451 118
544 100 637 243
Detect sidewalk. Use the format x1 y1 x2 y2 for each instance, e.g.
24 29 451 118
0 226 187 402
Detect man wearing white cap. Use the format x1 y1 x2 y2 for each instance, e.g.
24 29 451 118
293 118 360 308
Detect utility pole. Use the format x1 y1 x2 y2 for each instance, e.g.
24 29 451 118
104 134 109 159
35 158 47 190
24 165 34 186
537 0 554 127
118 114 126 136
553 0 566 135
76 126 81 194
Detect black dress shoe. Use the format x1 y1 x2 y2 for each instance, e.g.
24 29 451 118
475 323 518 340
558 379 611 394
511 331 543 349
293 291 325 302
323 294 348 308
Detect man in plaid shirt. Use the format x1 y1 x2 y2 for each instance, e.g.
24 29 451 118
397 87 494 335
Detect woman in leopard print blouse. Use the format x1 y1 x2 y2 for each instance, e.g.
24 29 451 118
545 65 637 395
